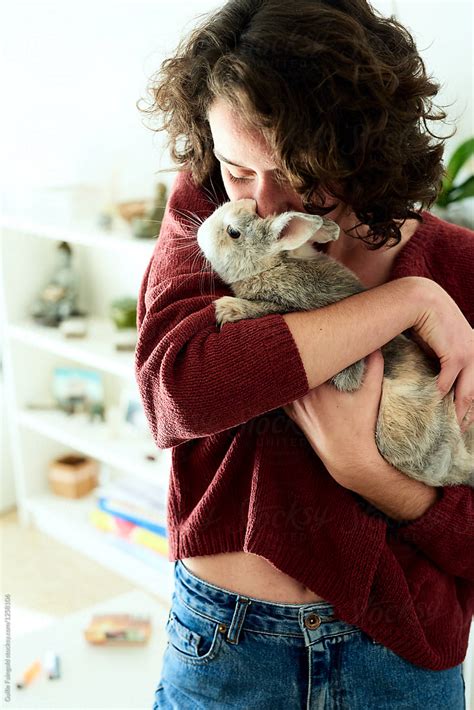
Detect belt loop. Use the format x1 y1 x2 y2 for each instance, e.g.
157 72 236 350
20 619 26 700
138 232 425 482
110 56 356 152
226 596 252 645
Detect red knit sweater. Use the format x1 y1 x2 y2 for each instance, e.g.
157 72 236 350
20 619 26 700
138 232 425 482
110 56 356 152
135 169 474 671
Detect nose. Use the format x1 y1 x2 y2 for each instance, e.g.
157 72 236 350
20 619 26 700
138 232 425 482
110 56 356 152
254 180 303 218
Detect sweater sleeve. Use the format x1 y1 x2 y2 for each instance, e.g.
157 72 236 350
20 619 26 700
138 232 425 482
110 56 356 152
134 170 309 449
394 486 474 582
354 486 474 581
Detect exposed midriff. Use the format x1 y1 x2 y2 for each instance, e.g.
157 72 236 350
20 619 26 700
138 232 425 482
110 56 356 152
182 551 327 603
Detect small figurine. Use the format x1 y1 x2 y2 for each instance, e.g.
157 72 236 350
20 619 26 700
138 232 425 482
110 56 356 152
110 297 138 351
110 297 137 329
31 241 85 327
89 401 106 424
132 182 168 239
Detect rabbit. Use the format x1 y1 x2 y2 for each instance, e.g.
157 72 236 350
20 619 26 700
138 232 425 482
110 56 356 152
196 198 473 487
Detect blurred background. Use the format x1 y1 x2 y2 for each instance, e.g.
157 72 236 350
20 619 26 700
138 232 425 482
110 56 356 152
0 1 472 708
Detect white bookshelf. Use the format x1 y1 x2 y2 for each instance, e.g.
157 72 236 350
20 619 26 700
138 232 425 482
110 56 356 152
8 317 136 379
0 215 175 607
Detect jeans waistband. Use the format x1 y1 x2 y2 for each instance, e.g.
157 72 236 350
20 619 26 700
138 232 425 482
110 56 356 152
174 560 362 641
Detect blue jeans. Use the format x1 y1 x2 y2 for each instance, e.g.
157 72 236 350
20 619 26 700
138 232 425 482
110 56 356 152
153 560 465 709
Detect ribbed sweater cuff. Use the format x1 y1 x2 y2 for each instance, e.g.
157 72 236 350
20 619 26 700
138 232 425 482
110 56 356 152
395 485 467 541
235 311 310 409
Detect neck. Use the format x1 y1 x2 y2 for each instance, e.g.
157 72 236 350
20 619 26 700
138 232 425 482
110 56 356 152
327 215 419 288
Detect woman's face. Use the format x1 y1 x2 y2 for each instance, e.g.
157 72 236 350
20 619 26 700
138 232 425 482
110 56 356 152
207 97 307 218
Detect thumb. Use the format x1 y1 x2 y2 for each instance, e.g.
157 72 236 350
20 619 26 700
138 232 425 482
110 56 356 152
362 349 385 389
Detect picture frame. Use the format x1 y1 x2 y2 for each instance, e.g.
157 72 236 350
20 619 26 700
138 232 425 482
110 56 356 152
53 367 104 415
118 382 150 438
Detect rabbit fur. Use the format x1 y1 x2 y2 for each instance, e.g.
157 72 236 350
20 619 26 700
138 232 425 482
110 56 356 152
196 198 473 487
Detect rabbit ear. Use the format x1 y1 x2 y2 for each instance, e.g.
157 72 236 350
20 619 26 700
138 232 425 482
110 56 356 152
271 212 332 252
319 218 340 242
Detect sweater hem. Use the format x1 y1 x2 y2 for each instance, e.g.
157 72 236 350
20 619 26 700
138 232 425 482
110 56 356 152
166 528 471 671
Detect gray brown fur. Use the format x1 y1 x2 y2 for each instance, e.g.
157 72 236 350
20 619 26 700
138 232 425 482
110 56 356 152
196 199 473 487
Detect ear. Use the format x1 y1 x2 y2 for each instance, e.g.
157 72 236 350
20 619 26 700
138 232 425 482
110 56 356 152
271 212 333 252
319 218 340 242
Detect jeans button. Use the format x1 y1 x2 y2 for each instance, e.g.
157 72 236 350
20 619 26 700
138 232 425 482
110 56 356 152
304 613 321 629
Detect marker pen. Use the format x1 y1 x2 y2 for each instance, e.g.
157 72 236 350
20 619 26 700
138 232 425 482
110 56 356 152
44 651 61 680
16 659 41 689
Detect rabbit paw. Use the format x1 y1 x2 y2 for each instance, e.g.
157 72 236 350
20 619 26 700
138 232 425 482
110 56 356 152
215 296 250 326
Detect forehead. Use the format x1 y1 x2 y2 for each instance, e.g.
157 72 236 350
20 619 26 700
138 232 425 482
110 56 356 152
207 97 277 171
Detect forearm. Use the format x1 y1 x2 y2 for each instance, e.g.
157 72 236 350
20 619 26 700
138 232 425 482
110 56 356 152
282 276 422 389
347 457 440 521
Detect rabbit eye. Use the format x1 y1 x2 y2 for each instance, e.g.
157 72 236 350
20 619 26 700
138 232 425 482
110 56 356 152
226 224 241 239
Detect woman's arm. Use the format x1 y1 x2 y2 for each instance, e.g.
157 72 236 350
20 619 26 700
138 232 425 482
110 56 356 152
284 350 474 581
283 277 473 425
282 278 419 389
284 350 439 519
136 170 473 448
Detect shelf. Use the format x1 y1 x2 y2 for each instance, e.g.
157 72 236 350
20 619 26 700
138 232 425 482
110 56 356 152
0 215 157 254
17 408 171 489
25 492 174 604
8 317 136 379
1 210 176 606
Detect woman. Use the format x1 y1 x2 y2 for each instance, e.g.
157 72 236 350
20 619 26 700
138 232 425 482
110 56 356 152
135 1 474 707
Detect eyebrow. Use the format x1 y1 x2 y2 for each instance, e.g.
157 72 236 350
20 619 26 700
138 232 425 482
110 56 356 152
213 150 249 169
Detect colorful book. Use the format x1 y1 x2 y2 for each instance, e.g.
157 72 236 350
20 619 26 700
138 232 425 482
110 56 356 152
84 614 152 645
89 508 169 557
97 497 167 537
109 535 170 566
96 475 168 510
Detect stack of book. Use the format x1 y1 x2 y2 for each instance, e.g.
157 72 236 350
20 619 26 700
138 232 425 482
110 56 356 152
89 474 169 565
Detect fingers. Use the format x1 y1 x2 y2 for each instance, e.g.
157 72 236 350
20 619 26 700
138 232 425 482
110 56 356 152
436 354 473 431
362 350 384 389
461 408 473 434
436 364 458 400
452 368 474 431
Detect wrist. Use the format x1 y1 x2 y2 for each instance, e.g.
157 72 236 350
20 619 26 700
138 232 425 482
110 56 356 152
376 276 428 336
409 275 444 326
347 457 440 521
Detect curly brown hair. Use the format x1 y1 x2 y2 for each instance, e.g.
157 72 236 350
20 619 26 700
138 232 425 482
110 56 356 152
138 0 451 248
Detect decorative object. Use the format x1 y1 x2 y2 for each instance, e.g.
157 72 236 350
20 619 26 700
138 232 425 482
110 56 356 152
48 454 99 498
110 297 137 329
434 137 474 228
31 241 86 327
84 614 152 645
53 367 104 416
89 401 106 424
99 199 148 232
116 199 149 224
119 383 151 439
110 297 137 351
132 182 168 239
59 316 88 338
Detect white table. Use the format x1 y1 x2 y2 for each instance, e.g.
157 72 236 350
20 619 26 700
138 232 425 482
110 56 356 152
7 589 170 710
7 589 472 709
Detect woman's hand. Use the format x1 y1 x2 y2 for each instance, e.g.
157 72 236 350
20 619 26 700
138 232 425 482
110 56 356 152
284 350 387 490
283 350 440 519
410 278 473 430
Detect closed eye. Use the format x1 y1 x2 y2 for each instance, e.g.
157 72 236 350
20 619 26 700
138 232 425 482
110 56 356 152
228 174 252 184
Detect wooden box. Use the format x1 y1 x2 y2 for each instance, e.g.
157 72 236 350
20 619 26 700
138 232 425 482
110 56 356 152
48 454 99 498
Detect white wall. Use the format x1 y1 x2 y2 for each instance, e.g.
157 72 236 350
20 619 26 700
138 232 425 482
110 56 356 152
0 0 472 213
394 0 473 146
0 0 222 209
